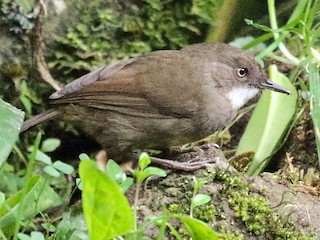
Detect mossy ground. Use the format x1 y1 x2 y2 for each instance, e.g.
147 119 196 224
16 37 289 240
126 146 317 239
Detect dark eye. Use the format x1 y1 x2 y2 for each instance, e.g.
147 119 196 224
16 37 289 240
237 67 248 78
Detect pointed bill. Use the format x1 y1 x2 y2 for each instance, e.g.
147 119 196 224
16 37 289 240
260 80 291 95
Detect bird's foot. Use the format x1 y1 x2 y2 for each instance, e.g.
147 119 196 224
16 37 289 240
150 156 217 172
169 143 220 155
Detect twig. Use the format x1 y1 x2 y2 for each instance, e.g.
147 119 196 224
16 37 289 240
28 0 62 90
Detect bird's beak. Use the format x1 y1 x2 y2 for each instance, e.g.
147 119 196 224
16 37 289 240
259 80 291 95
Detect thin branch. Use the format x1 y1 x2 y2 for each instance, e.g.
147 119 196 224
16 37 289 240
28 0 62 90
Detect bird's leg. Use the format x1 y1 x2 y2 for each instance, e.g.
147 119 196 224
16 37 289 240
149 156 216 172
169 143 220 155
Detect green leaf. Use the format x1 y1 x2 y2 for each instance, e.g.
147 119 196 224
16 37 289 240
178 215 219 240
35 150 52 165
134 171 149 183
0 192 5 205
0 99 24 167
309 63 320 165
30 231 45 240
0 176 61 233
143 167 167 177
41 223 56 232
192 194 211 207
138 152 151 170
17 233 31 240
236 65 297 175
105 160 132 191
52 160 74 175
76 178 83 191
19 95 32 114
55 205 89 240
105 160 124 182
79 153 91 161
244 19 273 32
43 165 61 177
16 0 34 12
120 177 134 192
17 231 45 240
41 138 61 152
79 160 134 240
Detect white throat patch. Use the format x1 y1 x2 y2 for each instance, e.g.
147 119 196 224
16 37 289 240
227 87 259 109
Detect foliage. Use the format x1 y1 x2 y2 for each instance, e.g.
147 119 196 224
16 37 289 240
50 0 221 77
105 159 133 192
1 0 319 238
0 99 24 167
79 157 134 240
237 0 320 173
218 172 315 239
190 176 211 218
78 153 219 239
1 0 35 33
28 138 74 178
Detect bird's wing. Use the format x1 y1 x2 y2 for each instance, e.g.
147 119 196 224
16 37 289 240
49 51 201 118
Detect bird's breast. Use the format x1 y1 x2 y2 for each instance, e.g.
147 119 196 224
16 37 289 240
226 87 259 110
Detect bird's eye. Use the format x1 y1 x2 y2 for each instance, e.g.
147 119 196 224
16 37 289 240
237 67 248 78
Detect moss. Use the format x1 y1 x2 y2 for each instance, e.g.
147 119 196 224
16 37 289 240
219 173 315 239
193 204 216 222
49 0 222 79
164 170 315 239
168 203 188 215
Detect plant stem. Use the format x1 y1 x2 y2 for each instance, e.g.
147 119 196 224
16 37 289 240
190 179 198 218
13 132 42 240
0 229 7 240
133 181 141 232
268 0 300 65
13 144 28 166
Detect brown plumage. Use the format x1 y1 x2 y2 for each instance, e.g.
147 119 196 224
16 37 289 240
22 43 290 170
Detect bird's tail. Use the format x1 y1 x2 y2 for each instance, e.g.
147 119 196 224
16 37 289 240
20 109 60 133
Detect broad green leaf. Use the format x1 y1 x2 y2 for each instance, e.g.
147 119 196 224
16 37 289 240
30 231 45 240
0 99 24 167
17 233 31 240
120 178 134 192
192 194 211 207
79 160 134 240
138 152 151 170
41 138 61 152
236 65 297 175
17 231 45 240
35 150 52 165
0 176 61 233
43 165 61 177
106 159 124 182
143 167 167 177
41 223 56 232
79 153 91 161
52 160 74 175
309 63 320 165
178 215 219 240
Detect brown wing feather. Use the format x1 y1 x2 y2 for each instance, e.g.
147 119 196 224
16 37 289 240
49 49 203 118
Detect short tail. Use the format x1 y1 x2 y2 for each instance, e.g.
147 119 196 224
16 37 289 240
20 109 60 133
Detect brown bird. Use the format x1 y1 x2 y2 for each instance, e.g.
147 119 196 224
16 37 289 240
21 43 290 171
